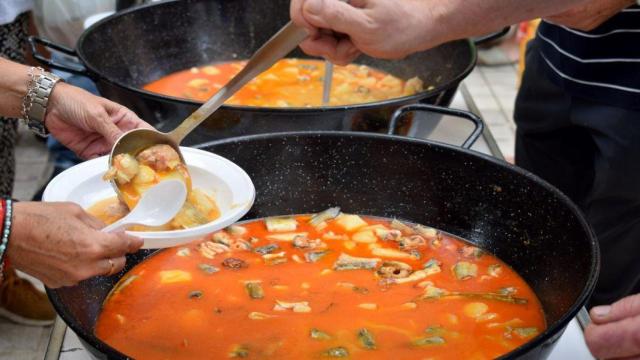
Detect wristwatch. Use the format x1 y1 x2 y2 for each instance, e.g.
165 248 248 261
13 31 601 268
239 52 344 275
26 71 63 137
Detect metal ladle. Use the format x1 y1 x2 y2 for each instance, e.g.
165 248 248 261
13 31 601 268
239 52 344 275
108 22 308 196
322 61 333 105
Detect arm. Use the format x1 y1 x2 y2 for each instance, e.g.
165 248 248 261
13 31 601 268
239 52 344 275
545 0 635 31
0 57 152 159
290 0 594 64
0 58 148 287
0 57 31 118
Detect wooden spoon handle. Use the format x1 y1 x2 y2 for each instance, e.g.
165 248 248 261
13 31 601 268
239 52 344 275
168 22 308 144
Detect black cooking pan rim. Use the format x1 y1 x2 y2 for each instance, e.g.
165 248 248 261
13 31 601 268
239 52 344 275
47 131 599 359
74 0 477 113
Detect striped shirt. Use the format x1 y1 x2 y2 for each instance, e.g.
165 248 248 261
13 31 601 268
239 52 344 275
536 5 640 110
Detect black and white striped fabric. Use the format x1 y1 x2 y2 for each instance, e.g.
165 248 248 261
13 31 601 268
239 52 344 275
536 5 640 110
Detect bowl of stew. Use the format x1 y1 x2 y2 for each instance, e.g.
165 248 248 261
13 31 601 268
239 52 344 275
42 147 255 248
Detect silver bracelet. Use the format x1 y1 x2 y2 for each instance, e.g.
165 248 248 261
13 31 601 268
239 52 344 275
20 67 63 137
20 67 42 122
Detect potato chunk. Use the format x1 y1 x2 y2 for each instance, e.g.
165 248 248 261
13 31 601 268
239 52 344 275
371 247 417 260
189 189 219 218
403 76 424 96
159 270 192 284
352 230 377 243
463 302 489 318
129 165 158 194
171 202 209 229
103 153 139 185
265 217 298 232
335 214 368 232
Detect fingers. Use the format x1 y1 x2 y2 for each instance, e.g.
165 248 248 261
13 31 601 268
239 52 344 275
100 256 127 277
300 35 361 65
591 294 640 325
291 0 316 34
585 315 640 359
92 107 124 146
56 202 143 255
103 99 153 131
77 210 107 230
301 0 371 36
59 202 103 229
97 232 144 259
92 98 151 148
75 135 112 159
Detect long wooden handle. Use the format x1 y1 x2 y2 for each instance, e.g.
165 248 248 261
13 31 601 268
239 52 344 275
168 22 309 143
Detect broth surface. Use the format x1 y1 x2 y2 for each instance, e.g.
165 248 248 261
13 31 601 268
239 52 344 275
96 212 545 359
143 59 425 107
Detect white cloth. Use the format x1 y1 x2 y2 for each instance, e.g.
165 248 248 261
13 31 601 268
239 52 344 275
0 0 33 25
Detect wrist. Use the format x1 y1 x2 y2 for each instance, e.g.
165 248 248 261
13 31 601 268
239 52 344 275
6 203 29 264
414 0 463 51
0 198 15 281
0 59 31 119
44 81 67 125
25 70 63 137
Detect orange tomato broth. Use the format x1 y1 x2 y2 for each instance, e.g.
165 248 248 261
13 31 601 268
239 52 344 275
143 59 424 107
96 215 545 359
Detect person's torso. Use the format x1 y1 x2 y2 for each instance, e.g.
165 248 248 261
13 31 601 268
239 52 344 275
536 5 640 110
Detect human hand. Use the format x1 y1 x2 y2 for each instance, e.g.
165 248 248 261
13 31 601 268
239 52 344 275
7 202 143 288
545 0 635 31
584 293 640 359
290 0 444 64
45 82 153 159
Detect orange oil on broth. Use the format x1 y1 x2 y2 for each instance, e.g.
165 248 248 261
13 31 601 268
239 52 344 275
143 59 425 107
95 214 545 359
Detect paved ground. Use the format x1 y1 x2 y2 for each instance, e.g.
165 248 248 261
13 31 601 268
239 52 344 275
466 63 519 162
1 48 520 360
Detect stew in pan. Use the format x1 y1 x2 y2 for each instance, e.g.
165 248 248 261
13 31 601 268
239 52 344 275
96 208 545 359
143 59 425 107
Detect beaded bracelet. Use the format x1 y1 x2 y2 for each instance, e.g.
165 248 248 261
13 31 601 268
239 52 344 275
0 198 13 283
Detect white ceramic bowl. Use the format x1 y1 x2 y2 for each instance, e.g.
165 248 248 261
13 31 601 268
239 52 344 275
42 147 255 249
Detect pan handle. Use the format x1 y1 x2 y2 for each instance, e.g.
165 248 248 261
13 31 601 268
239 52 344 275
388 104 484 149
473 26 511 45
28 36 92 77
